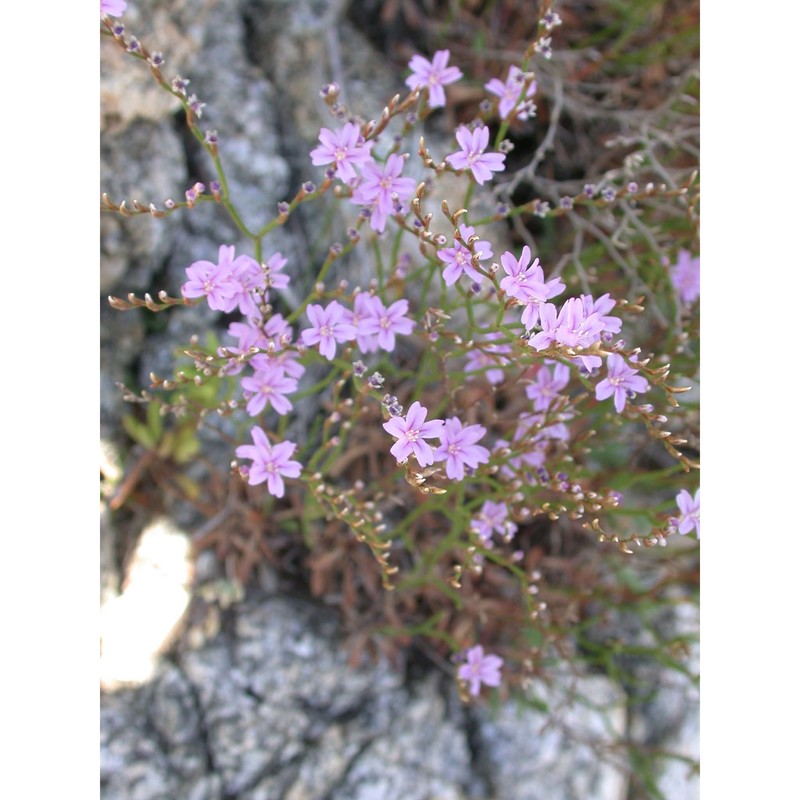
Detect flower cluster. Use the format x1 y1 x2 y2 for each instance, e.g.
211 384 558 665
106 21 699 709
300 296 415 361
381 402 491 480
499 245 565 328
179 242 418 498
181 245 288 317
309 123 418 235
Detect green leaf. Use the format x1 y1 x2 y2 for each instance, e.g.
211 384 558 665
172 426 201 464
122 414 157 450
146 398 164 441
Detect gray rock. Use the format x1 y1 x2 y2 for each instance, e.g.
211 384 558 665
327 677 471 800
102 594 459 800
100 297 147 436
633 599 700 800
472 669 628 800
102 590 685 800
100 116 186 295
581 578 700 799
100 0 210 131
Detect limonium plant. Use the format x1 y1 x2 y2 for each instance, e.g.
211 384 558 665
102 0 699 713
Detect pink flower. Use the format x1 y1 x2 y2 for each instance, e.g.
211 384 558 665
300 301 357 361
470 501 517 545
310 123 373 184
251 350 305 381
529 298 605 351
581 292 621 336
675 489 700 538
525 362 571 411
458 645 504 696
220 318 277 376
515 411 571 446
358 297 415 353
528 302 560 351
499 246 564 327
222 314 299 376
670 249 700 306
485 66 537 120
382 401 445 467
101 0 127 16
595 353 649 413
229 257 267 318
405 49 463 109
235 427 302 497
433 418 491 480
494 437 547 479
240 364 298 417
464 333 512 385
227 319 272 352
552 297 605 349
445 125 506 185
437 224 493 286
181 245 253 313
344 293 384 354
351 154 416 232
262 252 291 294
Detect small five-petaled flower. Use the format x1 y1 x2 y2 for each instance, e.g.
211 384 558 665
405 50 463 108
595 353 649 413
458 645 504 696
310 122 373 184
382 401 445 467
235 427 302 498
433 418 490 481
445 125 506 185
675 488 700 538
301 301 357 361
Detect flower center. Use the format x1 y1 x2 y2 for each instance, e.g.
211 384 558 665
320 325 332 337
